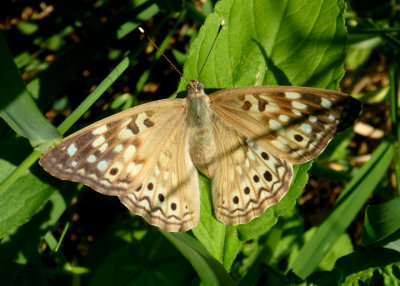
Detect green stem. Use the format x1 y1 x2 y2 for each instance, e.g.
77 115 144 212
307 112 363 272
57 57 130 135
0 150 41 193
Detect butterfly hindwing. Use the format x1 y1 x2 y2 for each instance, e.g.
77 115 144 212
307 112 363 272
119 120 200 232
211 115 293 225
210 86 360 164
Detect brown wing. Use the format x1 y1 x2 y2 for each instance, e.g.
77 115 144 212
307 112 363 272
209 86 360 164
40 99 186 196
41 98 200 232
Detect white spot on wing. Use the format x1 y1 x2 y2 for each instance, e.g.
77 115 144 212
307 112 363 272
269 119 283 131
92 125 108 135
246 138 255 147
301 123 312 133
99 143 108 153
309 115 317 122
92 136 105 147
71 161 77 167
328 114 335 120
136 113 148 131
322 98 332 108
285 92 301 99
97 160 108 171
67 144 77 156
87 155 96 163
118 128 134 139
292 101 307 110
279 114 289 122
293 110 302 117
114 144 123 153
248 151 256 161
265 102 280 113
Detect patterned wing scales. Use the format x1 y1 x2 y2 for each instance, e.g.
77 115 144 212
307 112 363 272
211 116 293 225
119 121 200 232
210 86 360 164
40 98 200 231
40 99 185 196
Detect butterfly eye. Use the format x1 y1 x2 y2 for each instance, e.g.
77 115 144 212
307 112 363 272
195 82 204 92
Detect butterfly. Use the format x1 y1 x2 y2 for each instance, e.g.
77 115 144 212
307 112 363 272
40 78 360 232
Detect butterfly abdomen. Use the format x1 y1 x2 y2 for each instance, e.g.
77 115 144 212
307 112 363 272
189 126 217 179
186 83 217 178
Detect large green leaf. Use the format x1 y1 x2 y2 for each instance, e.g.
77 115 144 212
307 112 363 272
181 0 347 269
178 0 346 92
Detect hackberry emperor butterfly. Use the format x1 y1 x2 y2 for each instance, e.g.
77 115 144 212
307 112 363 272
40 26 360 232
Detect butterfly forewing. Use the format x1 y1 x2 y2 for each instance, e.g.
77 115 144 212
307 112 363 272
210 86 359 164
40 99 186 196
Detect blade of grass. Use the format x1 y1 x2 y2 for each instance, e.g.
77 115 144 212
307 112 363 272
56 57 130 135
0 31 60 148
290 139 394 279
0 55 129 193
161 231 235 286
28 1 160 110
389 65 400 191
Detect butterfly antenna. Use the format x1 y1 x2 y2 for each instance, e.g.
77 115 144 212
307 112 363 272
138 27 189 84
196 19 226 81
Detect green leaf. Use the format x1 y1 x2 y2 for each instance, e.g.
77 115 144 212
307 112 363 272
345 36 382 69
308 248 400 285
235 208 304 282
362 196 400 246
179 0 346 92
89 231 195 286
0 190 70 284
0 141 58 238
291 139 394 279
180 0 347 270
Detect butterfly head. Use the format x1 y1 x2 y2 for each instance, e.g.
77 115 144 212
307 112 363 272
187 80 205 99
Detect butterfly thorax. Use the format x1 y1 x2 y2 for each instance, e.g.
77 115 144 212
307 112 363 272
186 80 217 178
